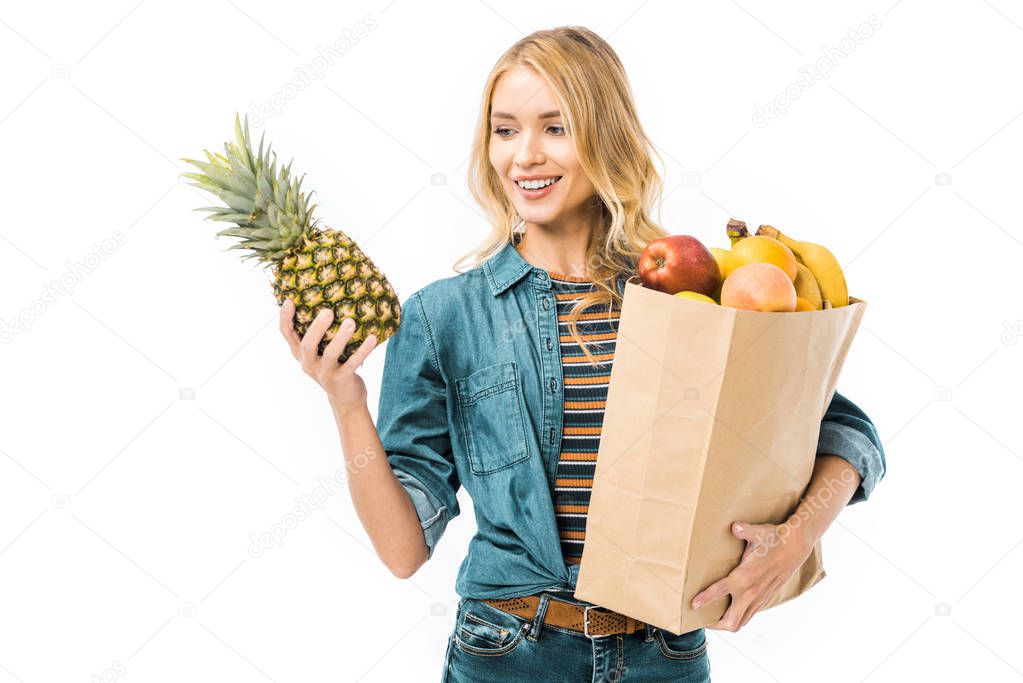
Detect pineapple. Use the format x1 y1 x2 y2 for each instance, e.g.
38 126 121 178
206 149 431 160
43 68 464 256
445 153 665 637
181 115 401 363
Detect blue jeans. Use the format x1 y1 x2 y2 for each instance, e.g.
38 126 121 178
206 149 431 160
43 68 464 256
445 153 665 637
442 592 711 682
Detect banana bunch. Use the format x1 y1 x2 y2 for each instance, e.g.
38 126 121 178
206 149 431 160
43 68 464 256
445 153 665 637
756 225 848 308
724 220 849 308
726 217 749 247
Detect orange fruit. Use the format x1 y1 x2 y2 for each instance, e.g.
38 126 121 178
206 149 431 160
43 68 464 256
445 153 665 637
795 297 816 311
724 235 798 283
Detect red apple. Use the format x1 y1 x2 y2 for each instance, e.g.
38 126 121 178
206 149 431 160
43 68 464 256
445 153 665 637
639 235 722 297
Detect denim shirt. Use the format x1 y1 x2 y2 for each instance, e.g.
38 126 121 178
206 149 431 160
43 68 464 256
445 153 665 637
376 239 886 600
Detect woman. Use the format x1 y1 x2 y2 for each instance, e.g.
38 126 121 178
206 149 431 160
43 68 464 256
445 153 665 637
279 26 885 683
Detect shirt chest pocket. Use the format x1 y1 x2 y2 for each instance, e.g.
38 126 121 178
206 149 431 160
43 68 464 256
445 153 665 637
455 361 531 475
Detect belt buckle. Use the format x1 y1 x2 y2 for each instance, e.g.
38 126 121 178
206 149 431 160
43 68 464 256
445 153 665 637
582 605 598 638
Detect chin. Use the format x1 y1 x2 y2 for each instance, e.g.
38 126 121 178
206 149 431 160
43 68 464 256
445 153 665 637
518 213 556 227
518 205 562 225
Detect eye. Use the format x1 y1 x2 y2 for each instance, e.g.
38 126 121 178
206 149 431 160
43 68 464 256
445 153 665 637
492 125 565 138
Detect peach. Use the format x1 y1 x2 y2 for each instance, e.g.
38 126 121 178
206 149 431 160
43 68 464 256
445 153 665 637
724 235 798 283
720 262 797 312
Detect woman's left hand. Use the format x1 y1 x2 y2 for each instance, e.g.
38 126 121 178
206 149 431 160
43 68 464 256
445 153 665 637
691 519 815 632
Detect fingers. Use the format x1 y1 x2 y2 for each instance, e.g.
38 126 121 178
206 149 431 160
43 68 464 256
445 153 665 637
697 574 747 631
280 303 379 380
320 316 355 364
695 572 753 632
732 521 770 544
740 541 758 563
322 315 378 369
737 575 784 630
342 330 378 370
734 521 777 561
692 576 731 611
713 597 747 632
320 316 379 372
738 594 770 630
299 308 335 365
279 299 302 359
704 569 780 631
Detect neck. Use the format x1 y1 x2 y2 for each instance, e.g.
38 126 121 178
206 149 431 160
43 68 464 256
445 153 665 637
514 204 603 278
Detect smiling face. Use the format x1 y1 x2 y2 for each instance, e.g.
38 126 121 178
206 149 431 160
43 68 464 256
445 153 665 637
488 66 599 230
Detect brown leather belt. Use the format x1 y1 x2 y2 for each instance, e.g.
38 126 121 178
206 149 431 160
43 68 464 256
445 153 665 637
482 594 647 638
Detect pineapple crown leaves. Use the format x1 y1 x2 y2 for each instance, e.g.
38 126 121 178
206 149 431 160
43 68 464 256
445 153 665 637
180 113 321 266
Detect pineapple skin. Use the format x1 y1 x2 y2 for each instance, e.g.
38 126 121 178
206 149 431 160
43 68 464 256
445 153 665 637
272 227 401 363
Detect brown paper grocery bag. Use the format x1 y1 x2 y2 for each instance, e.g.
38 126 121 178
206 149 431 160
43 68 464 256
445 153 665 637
574 277 866 635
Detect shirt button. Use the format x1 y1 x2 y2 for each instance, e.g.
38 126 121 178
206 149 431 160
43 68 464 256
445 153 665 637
542 298 550 311
549 378 557 393
546 337 553 351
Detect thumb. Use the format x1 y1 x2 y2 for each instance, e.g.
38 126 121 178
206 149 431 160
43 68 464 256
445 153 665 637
732 521 772 544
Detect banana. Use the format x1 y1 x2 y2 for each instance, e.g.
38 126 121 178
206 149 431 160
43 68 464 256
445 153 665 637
793 262 823 310
726 218 749 247
756 224 848 307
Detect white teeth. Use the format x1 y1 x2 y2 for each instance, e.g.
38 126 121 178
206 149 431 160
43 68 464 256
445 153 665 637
516 176 560 190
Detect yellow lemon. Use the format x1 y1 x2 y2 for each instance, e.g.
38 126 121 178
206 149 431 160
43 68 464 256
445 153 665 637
674 291 718 304
708 247 730 281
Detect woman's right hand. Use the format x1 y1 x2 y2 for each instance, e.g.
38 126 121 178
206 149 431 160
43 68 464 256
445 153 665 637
279 299 379 412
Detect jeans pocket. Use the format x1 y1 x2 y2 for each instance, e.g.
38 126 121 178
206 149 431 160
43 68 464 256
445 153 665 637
653 627 708 660
452 598 531 657
455 362 531 475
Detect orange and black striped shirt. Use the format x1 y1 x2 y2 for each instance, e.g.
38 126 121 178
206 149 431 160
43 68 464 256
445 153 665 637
547 270 621 565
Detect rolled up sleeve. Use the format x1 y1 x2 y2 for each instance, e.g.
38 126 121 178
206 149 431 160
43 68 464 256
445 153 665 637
376 289 460 559
816 390 886 505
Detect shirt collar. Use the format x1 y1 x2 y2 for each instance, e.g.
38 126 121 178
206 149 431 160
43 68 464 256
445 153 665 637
485 239 537 296
484 238 636 297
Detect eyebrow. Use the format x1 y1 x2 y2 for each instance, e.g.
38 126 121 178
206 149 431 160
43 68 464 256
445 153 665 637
490 110 562 121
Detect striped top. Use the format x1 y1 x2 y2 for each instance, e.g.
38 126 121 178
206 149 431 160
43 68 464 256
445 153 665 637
548 270 621 565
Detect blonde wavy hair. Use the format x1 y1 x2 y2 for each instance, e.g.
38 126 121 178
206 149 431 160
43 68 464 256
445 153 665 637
453 25 669 366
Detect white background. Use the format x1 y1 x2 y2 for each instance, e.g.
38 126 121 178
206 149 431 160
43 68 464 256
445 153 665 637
1 1 1021 681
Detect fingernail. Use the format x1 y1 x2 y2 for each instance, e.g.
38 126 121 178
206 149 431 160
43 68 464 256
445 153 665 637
320 309 333 319
342 318 355 329
735 523 743 534
693 599 702 609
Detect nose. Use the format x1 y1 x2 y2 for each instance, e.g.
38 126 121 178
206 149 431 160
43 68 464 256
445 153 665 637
513 129 545 168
